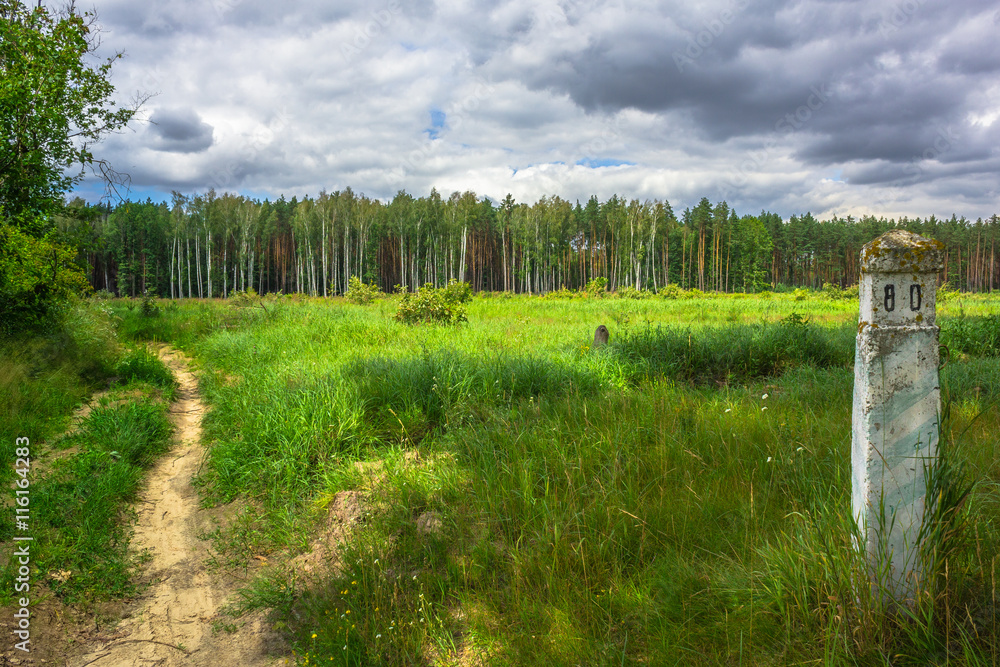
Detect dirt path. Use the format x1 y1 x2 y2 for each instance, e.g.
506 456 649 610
71 346 286 667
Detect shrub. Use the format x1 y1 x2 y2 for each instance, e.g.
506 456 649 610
614 285 653 299
541 287 578 300
583 277 608 297
658 284 683 299
140 290 159 317
441 278 473 305
937 282 961 303
0 220 91 335
395 281 470 325
345 276 382 305
821 283 859 301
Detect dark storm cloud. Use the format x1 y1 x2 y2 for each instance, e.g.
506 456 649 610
147 108 214 153
496 0 998 169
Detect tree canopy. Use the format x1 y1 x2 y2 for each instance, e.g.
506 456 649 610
0 0 139 224
65 189 1000 300
0 0 140 332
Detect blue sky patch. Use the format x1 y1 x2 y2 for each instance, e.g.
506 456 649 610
576 158 635 168
425 108 446 139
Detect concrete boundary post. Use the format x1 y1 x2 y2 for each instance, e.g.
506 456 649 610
851 229 944 602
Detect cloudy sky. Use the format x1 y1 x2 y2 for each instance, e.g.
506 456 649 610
74 0 1000 219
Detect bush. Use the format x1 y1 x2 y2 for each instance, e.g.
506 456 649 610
0 221 91 335
541 287 579 300
658 284 682 299
614 285 653 299
395 281 470 325
937 282 961 303
441 278 473 305
345 276 382 305
140 290 159 317
583 277 608 297
821 283 859 301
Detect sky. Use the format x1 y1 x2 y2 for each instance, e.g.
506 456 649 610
72 0 1000 220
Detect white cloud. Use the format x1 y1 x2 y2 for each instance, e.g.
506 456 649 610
74 0 999 219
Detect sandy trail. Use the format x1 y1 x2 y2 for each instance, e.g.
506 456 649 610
72 346 285 667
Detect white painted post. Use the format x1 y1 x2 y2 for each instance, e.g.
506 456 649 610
852 229 944 602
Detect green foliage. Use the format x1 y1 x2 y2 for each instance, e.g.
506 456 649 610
937 282 964 304
0 395 174 603
821 283 859 300
115 346 177 392
395 281 470 325
228 288 283 322
540 286 580 300
441 278 473 304
941 314 1000 357
614 285 654 299
90 295 1000 665
0 221 91 334
0 301 120 481
658 283 683 299
612 316 854 384
0 1 140 221
345 276 382 305
583 276 608 296
139 290 160 317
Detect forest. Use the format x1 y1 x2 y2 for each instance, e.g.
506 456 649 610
63 189 1000 298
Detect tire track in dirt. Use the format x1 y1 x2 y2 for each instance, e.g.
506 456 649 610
72 346 287 667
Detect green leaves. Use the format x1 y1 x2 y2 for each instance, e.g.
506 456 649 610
394 280 471 325
0 1 139 222
0 220 91 333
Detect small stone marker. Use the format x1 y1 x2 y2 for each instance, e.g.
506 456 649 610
594 324 610 348
852 229 944 602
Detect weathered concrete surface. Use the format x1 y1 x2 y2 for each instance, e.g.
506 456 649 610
851 229 944 601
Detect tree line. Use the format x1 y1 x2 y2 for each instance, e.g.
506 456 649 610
65 189 1000 298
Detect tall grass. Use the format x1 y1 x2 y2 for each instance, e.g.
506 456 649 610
26 398 174 602
0 299 120 479
0 299 178 606
108 291 1000 665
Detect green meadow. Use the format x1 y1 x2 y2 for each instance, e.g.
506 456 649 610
105 288 999 666
4 289 998 665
